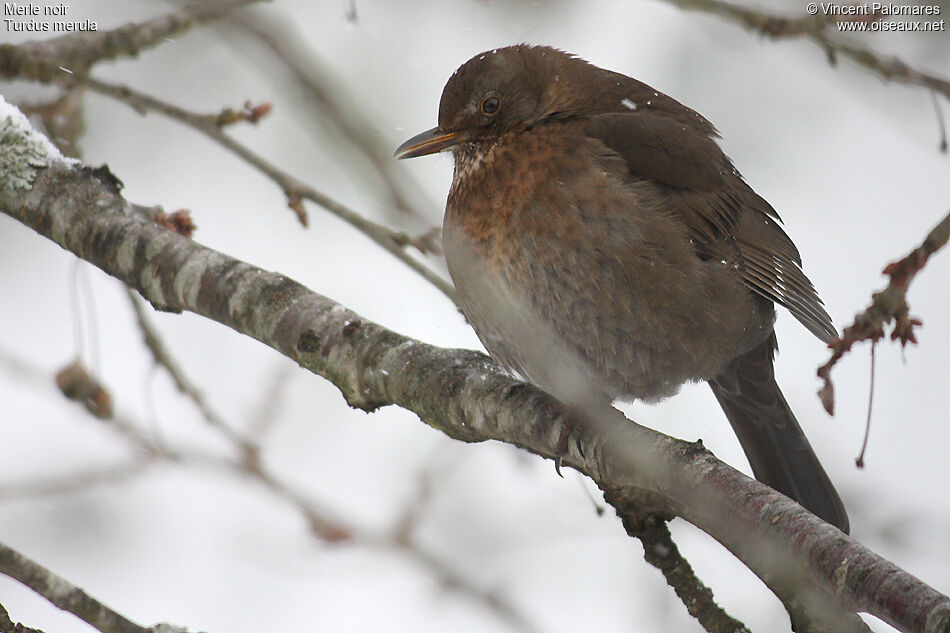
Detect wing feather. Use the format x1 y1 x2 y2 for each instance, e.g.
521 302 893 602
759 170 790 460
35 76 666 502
586 111 836 343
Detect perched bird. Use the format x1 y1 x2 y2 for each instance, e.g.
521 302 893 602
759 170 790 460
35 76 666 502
395 45 848 533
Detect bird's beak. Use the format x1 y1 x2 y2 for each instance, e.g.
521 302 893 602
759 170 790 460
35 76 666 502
394 127 463 159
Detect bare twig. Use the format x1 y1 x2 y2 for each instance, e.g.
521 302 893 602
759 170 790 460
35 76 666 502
383 543 544 633
817 209 950 415
931 90 949 153
0 349 158 460
226 11 440 227
855 342 876 468
2 13 948 629
392 459 439 545
0 541 152 633
81 77 457 303
639 520 751 633
127 289 257 455
607 492 751 633
1 312 542 633
0 2 454 300
125 290 537 630
0 461 155 501
196 448 544 633
243 363 294 440
665 0 950 100
0 0 263 82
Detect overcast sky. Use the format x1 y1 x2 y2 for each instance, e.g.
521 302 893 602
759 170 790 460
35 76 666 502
1 2 949 632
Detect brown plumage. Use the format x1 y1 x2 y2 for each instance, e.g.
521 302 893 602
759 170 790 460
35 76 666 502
396 45 848 533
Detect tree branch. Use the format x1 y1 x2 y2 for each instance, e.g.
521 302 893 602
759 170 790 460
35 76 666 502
664 0 950 100
0 9 455 301
617 505 752 633
77 76 457 303
3 144 949 633
226 9 441 228
0 601 46 633
125 288 541 631
0 460 155 501
0 0 262 83
0 541 152 633
817 209 950 415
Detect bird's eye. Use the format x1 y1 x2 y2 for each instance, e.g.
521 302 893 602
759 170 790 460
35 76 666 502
480 96 500 116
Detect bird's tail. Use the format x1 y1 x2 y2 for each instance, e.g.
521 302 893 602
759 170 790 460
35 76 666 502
708 340 850 533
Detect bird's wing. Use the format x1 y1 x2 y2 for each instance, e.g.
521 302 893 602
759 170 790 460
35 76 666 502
586 112 837 343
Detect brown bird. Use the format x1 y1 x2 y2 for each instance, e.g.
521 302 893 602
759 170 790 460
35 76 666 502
396 45 848 533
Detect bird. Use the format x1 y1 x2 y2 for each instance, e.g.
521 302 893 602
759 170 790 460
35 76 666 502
395 44 849 533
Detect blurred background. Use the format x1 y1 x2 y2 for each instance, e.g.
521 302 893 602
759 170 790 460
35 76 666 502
1 1 949 632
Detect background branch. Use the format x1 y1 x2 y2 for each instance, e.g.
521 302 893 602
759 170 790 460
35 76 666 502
78 76 457 302
817 209 950 415
0 541 151 633
664 0 950 99
619 507 753 633
0 0 263 82
0 327 544 633
0 0 456 300
226 9 441 227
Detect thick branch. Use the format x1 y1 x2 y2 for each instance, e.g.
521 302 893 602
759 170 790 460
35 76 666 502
0 601 46 633
3 155 949 633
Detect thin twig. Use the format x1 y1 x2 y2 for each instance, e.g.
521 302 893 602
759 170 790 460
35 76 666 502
1 332 542 633
83 77 457 304
817 208 950 414
227 10 440 229
243 363 294 440
855 342 876 468
931 90 949 153
384 542 545 633
665 0 950 100
15 86 86 158
0 461 156 501
0 0 263 82
127 289 257 456
125 291 537 630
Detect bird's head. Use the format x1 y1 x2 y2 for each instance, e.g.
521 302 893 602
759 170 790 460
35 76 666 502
395 45 600 159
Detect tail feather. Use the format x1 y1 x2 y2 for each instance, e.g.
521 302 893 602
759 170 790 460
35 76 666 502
709 339 850 533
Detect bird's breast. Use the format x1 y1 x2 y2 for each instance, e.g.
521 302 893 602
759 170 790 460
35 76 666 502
441 124 767 402
446 128 605 265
